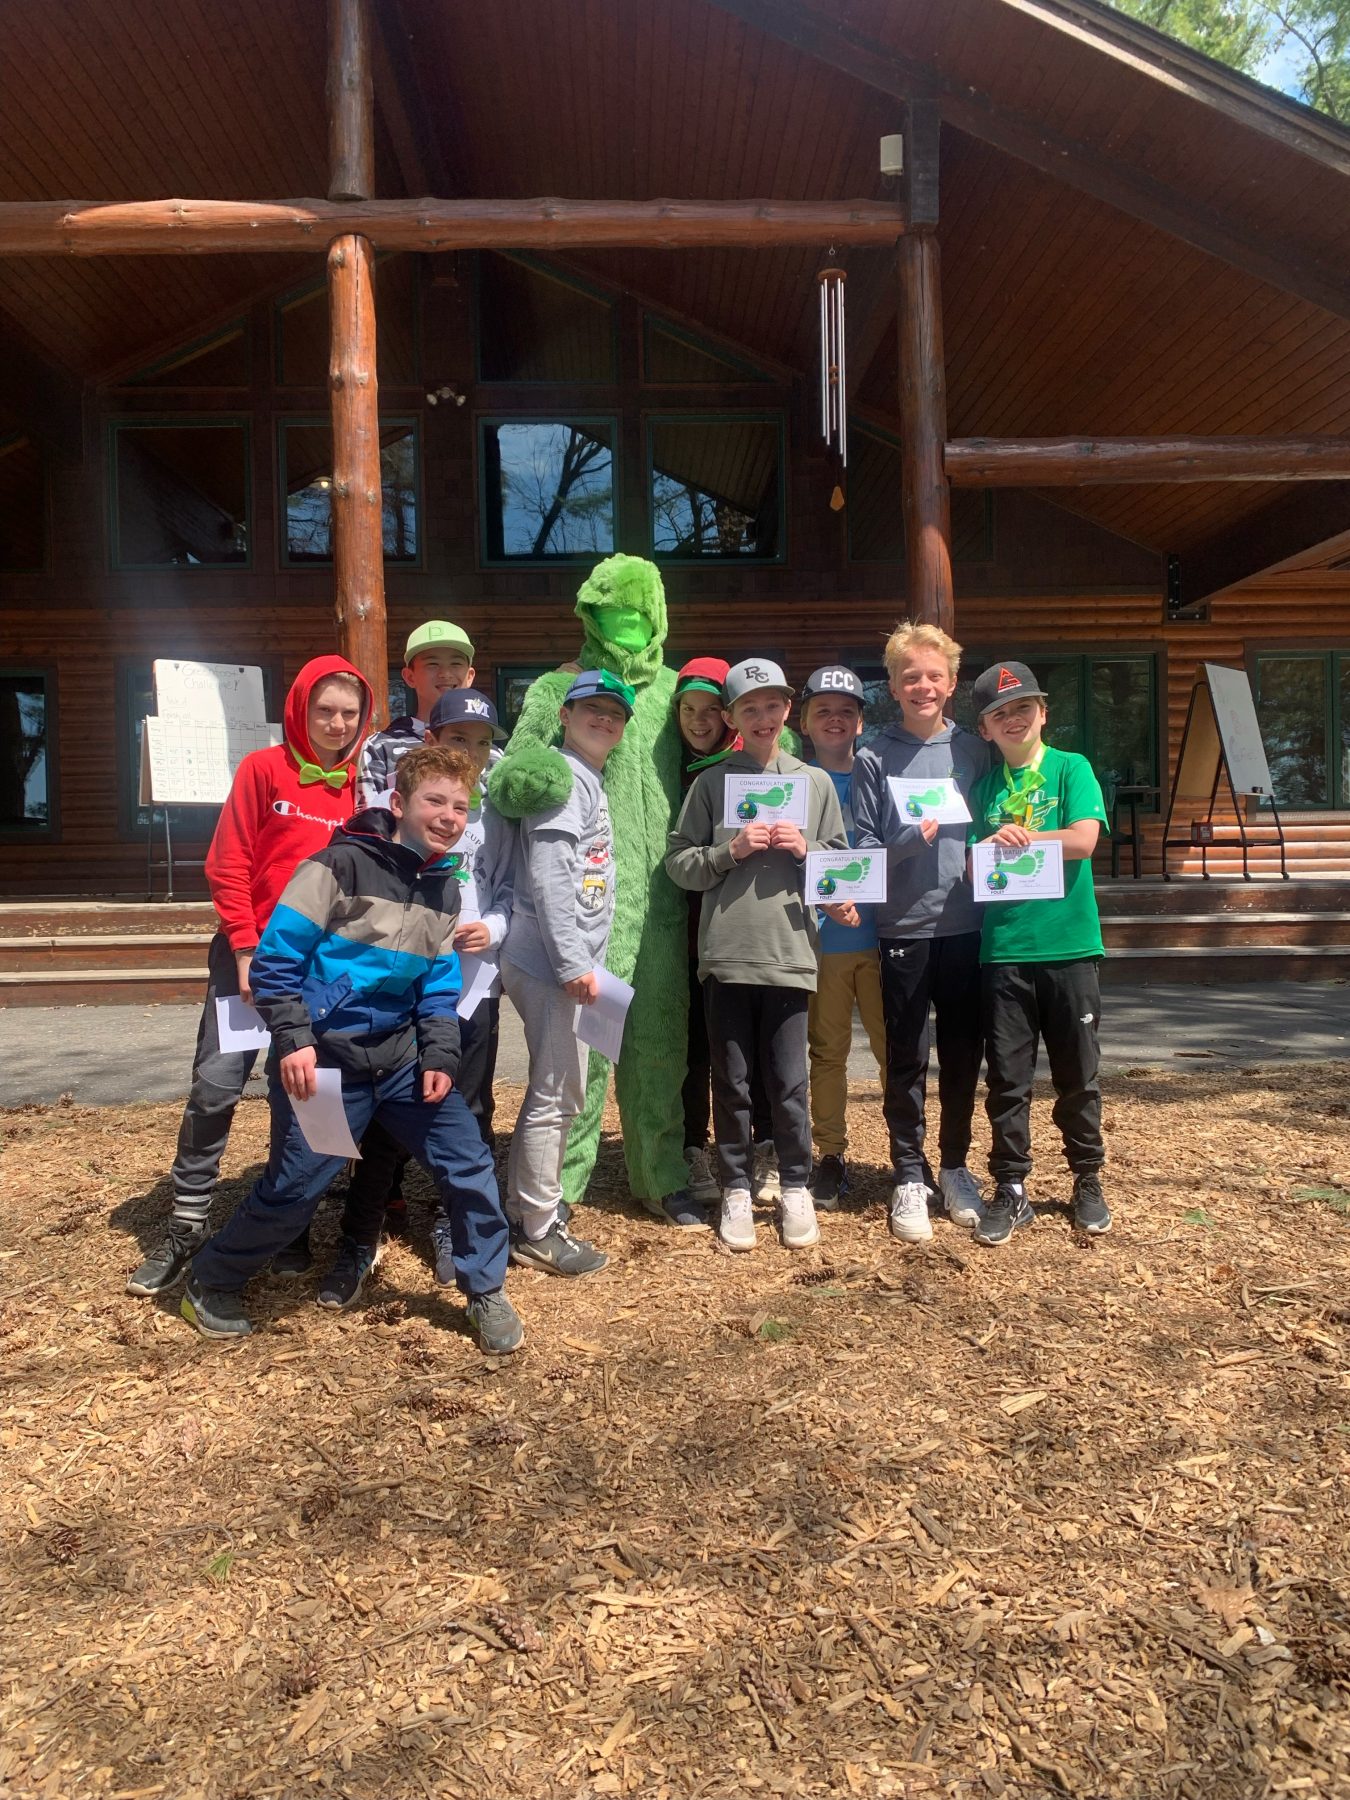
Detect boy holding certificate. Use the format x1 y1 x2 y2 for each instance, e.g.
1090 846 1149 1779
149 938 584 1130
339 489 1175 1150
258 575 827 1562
665 660 847 1254
966 661 1111 1247
852 623 992 1244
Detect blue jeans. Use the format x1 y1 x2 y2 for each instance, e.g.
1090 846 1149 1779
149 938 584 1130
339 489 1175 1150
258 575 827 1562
191 1061 509 1298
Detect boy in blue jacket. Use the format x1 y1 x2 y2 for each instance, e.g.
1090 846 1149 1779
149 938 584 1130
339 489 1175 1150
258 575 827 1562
180 744 522 1355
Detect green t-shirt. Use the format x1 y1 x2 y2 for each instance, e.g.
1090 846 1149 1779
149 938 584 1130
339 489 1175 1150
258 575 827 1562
967 745 1108 964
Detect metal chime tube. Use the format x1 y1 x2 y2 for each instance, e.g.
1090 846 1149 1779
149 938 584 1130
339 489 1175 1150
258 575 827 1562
819 276 830 440
818 266 847 466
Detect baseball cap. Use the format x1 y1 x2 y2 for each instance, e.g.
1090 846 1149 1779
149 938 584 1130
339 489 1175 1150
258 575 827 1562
675 656 730 700
971 660 1048 717
404 620 475 664
800 664 866 707
564 668 636 716
429 688 506 741
723 658 794 706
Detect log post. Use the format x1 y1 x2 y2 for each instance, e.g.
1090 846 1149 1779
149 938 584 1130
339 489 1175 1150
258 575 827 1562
896 103 952 632
327 0 386 723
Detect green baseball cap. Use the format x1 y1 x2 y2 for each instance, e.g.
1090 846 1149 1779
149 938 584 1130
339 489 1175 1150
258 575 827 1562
404 620 475 664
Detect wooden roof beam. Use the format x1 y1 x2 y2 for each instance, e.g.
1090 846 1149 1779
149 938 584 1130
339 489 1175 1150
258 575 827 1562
947 437 1350 484
1179 482 1350 606
0 197 907 255
704 0 1350 323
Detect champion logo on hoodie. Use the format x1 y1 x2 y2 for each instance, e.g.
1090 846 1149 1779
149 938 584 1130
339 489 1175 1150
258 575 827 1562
273 799 338 826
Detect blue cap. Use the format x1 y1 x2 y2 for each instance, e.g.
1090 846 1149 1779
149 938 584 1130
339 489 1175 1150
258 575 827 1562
564 669 636 716
429 688 506 741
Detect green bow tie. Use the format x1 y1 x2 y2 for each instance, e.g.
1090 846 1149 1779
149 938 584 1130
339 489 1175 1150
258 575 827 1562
295 759 349 790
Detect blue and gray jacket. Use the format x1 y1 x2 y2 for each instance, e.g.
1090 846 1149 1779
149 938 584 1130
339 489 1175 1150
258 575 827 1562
249 807 463 1080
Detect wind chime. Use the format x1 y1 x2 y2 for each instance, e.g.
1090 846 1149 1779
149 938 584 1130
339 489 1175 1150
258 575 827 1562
818 257 847 510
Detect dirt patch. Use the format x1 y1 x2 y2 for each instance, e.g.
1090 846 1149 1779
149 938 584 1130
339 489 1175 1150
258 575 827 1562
2 1065 1349 1797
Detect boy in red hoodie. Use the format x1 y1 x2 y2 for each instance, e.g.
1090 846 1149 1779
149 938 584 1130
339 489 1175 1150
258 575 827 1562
127 655 372 1297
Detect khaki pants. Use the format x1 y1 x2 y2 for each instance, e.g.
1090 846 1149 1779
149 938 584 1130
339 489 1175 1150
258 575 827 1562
808 948 886 1157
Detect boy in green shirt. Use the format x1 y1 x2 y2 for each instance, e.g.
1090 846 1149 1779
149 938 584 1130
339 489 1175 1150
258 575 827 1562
966 661 1112 1246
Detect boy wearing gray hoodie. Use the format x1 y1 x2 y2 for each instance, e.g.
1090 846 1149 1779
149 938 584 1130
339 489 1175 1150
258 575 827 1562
852 622 993 1244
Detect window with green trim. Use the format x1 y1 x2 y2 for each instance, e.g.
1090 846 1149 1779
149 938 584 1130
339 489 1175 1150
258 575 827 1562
496 665 554 732
276 257 419 386
0 669 55 836
649 415 783 560
477 255 617 383
279 419 420 564
124 323 249 388
109 420 250 568
481 418 616 560
0 435 46 572
1254 651 1350 809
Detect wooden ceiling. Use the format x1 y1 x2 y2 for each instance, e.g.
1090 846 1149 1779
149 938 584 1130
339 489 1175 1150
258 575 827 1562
0 0 1348 565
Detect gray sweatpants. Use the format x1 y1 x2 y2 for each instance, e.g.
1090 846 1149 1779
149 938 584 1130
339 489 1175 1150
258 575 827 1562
169 931 260 1220
501 959 587 1241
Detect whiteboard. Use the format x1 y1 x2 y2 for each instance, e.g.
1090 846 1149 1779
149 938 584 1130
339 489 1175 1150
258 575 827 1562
1204 663 1273 797
152 659 267 729
140 716 283 806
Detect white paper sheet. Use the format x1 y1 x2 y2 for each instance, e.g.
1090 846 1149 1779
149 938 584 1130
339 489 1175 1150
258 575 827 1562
573 968 635 1065
722 771 810 829
887 776 972 825
215 994 271 1052
457 950 499 1019
289 1065 362 1158
804 849 888 904
971 838 1066 903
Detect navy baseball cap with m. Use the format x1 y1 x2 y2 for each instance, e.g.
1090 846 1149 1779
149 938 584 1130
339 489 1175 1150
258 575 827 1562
429 688 507 740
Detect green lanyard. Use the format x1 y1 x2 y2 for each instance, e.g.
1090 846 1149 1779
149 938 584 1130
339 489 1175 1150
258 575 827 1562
999 745 1046 827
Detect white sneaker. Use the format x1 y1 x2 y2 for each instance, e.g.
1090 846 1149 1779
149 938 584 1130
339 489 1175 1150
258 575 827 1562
779 1185 820 1250
889 1180 934 1242
685 1145 721 1205
752 1141 780 1203
719 1188 757 1252
938 1166 985 1229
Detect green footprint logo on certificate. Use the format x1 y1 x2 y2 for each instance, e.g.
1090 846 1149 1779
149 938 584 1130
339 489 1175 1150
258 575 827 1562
737 781 794 820
985 847 1045 892
903 786 946 818
815 856 871 898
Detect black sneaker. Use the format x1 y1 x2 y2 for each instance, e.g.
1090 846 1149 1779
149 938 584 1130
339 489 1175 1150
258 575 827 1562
431 1218 457 1287
180 1279 252 1339
126 1218 206 1296
810 1155 849 1211
466 1288 525 1354
1072 1173 1112 1235
510 1220 608 1277
271 1226 313 1277
641 1189 709 1229
317 1236 379 1310
974 1182 1035 1248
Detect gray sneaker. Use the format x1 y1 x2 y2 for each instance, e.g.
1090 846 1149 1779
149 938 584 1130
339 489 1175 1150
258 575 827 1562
684 1146 721 1205
466 1288 525 1354
938 1166 985 1229
1072 1173 1112 1235
180 1278 252 1339
510 1221 608 1277
126 1217 207 1296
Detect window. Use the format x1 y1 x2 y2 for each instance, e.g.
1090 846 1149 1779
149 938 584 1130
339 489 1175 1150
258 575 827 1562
386 666 417 722
279 419 420 564
0 435 46 572
496 666 552 733
110 421 250 568
1254 651 1350 809
477 255 617 383
847 425 993 564
276 257 420 386
649 416 783 560
644 319 770 385
120 660 280 837
125 323 249 388
0 670 55 836
481 418 616 561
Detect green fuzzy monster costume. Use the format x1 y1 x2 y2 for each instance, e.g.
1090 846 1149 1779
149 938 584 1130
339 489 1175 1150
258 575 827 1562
491 555 689 1207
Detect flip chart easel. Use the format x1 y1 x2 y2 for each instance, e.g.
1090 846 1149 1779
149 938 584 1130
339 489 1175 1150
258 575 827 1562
1161 663 1286 881
138 660 280 898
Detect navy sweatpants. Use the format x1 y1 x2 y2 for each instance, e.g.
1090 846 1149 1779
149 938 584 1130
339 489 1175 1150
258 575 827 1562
191 1060 509 1299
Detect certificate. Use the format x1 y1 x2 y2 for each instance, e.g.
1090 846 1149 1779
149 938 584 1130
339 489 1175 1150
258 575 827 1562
215 995 271 1052
887 776 971 825
456 950 499 1019
722 772 810 829
804 850 887 904
574 968 634 1065
289 1066 362 1158
972 839 1066 903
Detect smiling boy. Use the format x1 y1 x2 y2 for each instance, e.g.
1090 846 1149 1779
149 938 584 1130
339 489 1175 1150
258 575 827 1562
357 619 477 809
966 660 1111 1247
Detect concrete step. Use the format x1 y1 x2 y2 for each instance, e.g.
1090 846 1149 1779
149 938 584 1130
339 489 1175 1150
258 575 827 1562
0 933 214 973
1101 911 1350 951
0 967 207 1006
0 901 218 938
1100 944 1350 985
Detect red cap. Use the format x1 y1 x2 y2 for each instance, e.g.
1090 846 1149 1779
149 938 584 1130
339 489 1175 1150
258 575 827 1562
675 656 730 699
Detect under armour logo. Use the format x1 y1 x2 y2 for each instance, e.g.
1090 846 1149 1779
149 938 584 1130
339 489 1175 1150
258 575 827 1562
997 666 1020 692
1080 1013 1095 1023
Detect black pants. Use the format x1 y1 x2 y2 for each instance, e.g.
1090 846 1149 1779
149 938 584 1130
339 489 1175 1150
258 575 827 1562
340 1001 499 1246
683 962 773 1149
879 931 983 1182
983 958 1104 1184
704 978 811 1192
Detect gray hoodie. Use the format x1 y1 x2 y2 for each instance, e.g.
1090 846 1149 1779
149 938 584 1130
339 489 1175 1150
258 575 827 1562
852 723 993 940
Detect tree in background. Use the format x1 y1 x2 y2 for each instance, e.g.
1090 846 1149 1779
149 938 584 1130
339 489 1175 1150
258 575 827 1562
1108 1 1350 122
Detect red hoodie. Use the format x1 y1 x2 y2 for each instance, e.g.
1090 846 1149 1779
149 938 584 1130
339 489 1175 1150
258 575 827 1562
205 655 373 952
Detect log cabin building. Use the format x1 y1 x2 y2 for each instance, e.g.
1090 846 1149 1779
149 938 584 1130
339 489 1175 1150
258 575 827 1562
2 0 1350 922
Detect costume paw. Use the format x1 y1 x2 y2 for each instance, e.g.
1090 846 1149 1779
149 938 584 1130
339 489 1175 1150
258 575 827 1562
489 743 574 818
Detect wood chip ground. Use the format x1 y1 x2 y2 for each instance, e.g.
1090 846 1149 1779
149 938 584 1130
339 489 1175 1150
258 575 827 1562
2 1063 1349 1798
